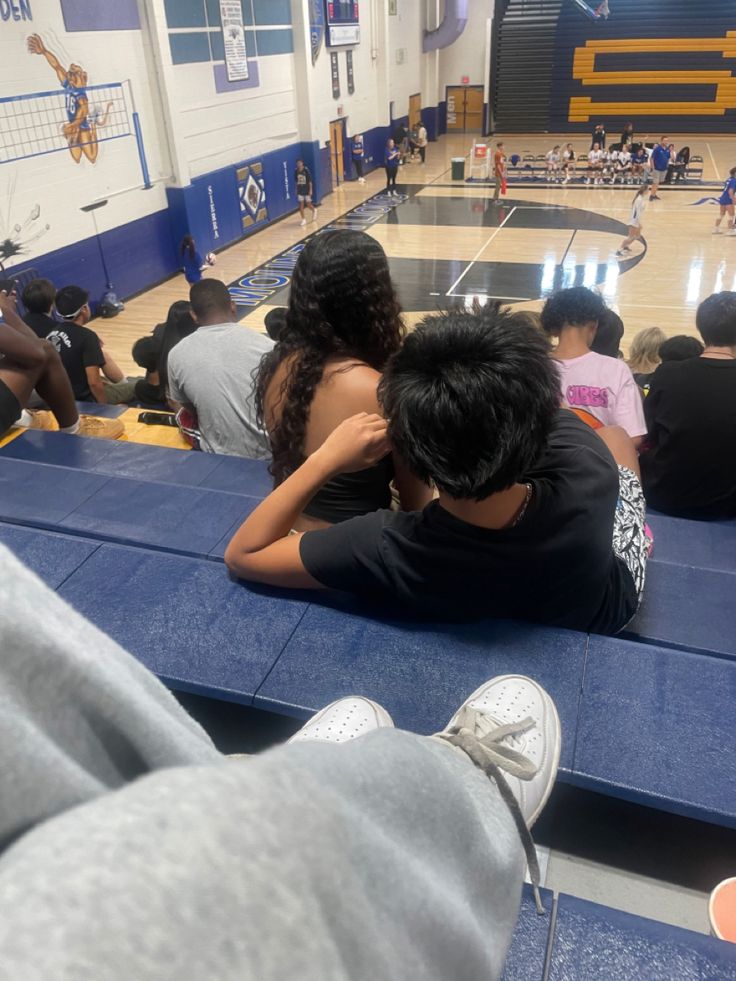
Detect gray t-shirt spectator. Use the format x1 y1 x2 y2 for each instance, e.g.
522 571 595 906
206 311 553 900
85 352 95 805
167 323 273 458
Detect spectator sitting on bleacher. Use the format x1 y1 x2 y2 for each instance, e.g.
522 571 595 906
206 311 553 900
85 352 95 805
132 301 196 407
542 287 647 446
227 306 648 634
167 279 273 458
658 334 704 363
46 284 138 405
641 292 736 519
627 326 666 390
0 287 122 440
590 309 624 359
0 539 561 980
255 230 431 527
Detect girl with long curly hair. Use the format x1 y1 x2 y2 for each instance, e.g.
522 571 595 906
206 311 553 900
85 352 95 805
255 230 431 530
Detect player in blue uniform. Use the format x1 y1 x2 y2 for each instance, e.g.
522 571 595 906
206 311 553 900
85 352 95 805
714 167 736 235
28 34 107 164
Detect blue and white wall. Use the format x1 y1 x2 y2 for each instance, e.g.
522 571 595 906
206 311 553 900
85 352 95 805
0 0 460 306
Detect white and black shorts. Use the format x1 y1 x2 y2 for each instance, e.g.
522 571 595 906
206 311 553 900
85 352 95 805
297 194 312 203
612 465 649 606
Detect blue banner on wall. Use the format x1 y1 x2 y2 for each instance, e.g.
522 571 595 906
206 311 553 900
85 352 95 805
309 0 325 64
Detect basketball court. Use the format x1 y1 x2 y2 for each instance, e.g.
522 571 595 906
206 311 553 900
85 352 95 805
100 131 736 377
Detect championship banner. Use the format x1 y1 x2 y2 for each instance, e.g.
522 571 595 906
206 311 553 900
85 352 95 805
237 161 268 233
220 0 249 81
330 51 340 98
309 0 325 64
346 49 354 94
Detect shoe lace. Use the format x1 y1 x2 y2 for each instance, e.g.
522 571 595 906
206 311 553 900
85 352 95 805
437 707 546 914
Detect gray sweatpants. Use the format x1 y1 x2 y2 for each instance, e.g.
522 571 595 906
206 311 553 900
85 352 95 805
0 545 524 980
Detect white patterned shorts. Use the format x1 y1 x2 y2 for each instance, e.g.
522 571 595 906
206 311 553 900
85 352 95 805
612 465 648 603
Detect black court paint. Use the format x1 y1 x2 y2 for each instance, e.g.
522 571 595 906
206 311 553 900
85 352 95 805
227 190 409 318
226 186 646 315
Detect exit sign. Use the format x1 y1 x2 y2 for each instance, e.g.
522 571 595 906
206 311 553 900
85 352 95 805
461 75 470 84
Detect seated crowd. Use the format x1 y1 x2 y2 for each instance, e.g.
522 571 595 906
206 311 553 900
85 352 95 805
2 235 735 636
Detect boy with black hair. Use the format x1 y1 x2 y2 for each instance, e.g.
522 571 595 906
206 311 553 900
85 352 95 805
25 282 136 404
0 287 122 439
641 292 736 519
294 159 318 227
225 307 647 634
542 287 646 444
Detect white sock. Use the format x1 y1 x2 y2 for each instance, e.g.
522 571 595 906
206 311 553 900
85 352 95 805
16 410 34 428
60 419 80 434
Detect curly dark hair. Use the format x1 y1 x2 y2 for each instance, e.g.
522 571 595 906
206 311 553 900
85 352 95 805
540 286 607 336
255 230 404 484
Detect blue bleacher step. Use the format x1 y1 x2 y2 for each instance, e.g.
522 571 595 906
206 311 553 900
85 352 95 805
0 430 271 497
0 522 100 589
57 543 310 705
573 635 736 828
647 511 736 575
547 893 736 979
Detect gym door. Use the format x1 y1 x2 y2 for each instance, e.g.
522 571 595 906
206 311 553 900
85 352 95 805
446 86 484 132
329 118 345 185
409 93 422 129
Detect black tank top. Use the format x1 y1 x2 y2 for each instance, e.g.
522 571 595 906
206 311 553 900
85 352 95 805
303 455 394 523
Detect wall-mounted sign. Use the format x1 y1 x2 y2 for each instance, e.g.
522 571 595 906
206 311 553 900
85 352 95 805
461 74 470 84
346 49 355 94
325 0 360 46
309 0 325 64
219 0 249 81
330 51 340 98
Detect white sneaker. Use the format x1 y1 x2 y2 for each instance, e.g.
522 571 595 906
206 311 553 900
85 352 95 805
439 675 561 827
299 218 307 226
713 229 724 234
310 208 318 222
359 177 366 184
289 697 394 744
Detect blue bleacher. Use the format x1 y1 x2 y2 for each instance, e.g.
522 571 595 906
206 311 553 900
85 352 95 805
2 433 736 972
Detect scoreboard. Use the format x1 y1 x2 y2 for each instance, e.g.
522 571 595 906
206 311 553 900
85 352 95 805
326 0 360 46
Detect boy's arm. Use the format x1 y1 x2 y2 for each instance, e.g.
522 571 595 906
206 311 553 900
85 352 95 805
224 413 390 586
0 292 47 368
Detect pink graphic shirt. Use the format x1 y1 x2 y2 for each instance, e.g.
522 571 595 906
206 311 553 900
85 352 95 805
554 351 647 438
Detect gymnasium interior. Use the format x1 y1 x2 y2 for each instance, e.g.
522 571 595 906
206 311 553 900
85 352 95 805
1 0 736 976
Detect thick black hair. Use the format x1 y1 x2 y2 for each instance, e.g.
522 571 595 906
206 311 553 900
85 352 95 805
695 292 736 347
55 284 89 320
256 229 404 485
264 306 287 342
590 309 624 358
158 300 197 394
658 334 705 362
180 234 196 259
540 286 607 337
189 278 232 321
22 278 55 314
378 305 560 500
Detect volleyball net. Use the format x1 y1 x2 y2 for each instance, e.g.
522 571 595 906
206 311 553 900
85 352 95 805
0 81 132 165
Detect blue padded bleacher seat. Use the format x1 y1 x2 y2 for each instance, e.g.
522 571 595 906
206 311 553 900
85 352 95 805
0 458 110 526
0 430 271 497
647 512 736 575
625 562 736 658
254 605 587 772
57 544 309 704
501 884 553 981
547 893 736 979
59 476 261 557
573 636 736 827
0 523 99 588
199 455 272 498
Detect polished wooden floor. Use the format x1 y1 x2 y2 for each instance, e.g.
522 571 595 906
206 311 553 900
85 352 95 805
98 132 736 375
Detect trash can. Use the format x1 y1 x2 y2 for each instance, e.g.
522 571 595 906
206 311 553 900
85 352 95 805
451 157 465 180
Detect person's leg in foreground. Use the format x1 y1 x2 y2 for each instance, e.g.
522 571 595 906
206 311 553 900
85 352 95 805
0 544 560 981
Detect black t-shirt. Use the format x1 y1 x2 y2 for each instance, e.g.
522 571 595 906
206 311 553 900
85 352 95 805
295 167 312 195
300 410 637 633
641 357 736 519
24 312 105 401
